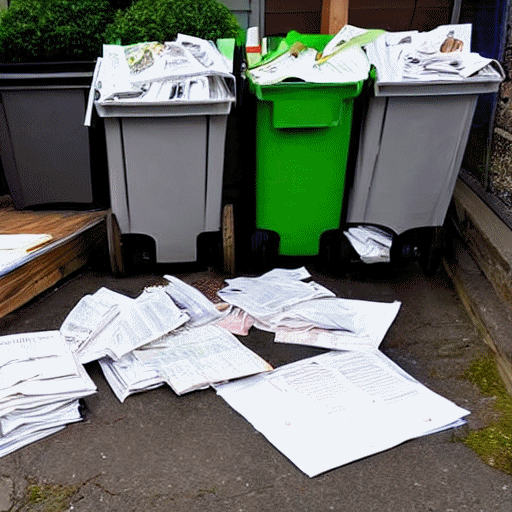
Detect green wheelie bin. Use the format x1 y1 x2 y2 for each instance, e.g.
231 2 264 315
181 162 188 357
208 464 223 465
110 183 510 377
249 34 365 257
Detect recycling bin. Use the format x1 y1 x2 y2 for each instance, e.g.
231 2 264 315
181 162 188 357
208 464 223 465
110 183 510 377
249 35 365 256
95 92 235 265
346 70 505 238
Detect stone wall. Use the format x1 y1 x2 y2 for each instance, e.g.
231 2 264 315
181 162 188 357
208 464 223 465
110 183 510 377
452 10 512 316
490 12 512 204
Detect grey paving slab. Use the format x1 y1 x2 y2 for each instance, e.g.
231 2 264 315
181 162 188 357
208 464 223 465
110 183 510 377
0 261 511 512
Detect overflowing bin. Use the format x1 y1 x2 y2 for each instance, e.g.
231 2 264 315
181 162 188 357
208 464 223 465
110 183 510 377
345 24 505 272
92 38 236 266
248 33 369 257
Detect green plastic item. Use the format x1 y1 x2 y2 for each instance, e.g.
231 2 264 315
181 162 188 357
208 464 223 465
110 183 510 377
256 32 333 68
250 73 364 256
216 38 236 67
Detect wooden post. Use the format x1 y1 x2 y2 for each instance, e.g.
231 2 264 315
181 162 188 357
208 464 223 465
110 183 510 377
321 0 349 35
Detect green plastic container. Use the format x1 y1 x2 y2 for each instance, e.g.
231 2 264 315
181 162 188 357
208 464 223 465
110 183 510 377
250 34 364 256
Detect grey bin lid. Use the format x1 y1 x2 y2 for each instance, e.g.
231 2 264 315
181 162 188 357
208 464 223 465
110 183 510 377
95 98 234 118
375 71 504 97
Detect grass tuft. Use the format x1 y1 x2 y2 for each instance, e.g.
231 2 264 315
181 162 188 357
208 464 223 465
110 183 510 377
463 354 512 475
15 480 80 512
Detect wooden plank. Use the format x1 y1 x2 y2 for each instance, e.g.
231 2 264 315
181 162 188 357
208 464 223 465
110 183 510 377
321 0 349 34
0 203 108 318
0 221 106 318
222 204 235 276
0 203 107 239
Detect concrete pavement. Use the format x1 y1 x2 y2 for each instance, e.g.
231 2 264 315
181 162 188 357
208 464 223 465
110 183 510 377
0 254 511 511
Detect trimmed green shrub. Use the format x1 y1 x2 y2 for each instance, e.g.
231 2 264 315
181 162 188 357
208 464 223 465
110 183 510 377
0 0 114 62
104 0 241 45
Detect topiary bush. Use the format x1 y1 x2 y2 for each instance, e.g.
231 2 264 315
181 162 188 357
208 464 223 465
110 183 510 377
0 0 114 63
104 0 241 46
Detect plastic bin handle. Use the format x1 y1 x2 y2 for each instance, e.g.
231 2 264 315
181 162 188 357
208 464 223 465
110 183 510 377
270 81 362 129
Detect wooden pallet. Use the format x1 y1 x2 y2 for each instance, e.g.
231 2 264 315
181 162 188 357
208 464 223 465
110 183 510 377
0 200 108 318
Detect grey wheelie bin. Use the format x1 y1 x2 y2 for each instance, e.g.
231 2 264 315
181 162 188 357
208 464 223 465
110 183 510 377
0 62 109 210
95 87 235 268
345 67 504 272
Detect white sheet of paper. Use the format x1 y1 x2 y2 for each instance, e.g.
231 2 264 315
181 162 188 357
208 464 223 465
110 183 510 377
0 234 52 251
272 298 401 351
135 324 273 395
78 289 189 363
218 269 335 321
216 350 469 477
60 293 120 350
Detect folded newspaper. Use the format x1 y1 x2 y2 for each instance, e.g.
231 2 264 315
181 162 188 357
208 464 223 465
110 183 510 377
366 23 505 83
247 25 384 85
93 34 235 105
248 43 371 85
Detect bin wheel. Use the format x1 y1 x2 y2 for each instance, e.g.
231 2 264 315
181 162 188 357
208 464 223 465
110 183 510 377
389 232 419 270
107 212 126 277
197 231 222 271
125 235 157 275
222 204 235 276
318 229 358 274
250 229 279 273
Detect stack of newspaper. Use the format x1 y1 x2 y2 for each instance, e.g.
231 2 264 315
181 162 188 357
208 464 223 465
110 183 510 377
0 331 97 458
60 287 190 364
60 279 274 400
217 267 401 352
98 353 165 403
366 23 505 83
343 225 393 264
92 34 235 107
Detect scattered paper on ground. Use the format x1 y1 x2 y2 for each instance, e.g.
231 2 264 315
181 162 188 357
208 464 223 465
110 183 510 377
216 350 469 477
215 307 255 336
217 267 335 322
99 353 164 403
134 324 273 395
272 297 401 351
1 265 469 467
62 287 189 363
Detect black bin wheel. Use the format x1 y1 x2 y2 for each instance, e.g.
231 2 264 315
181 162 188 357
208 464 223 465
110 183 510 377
249 229 279 273
318 229 358 274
